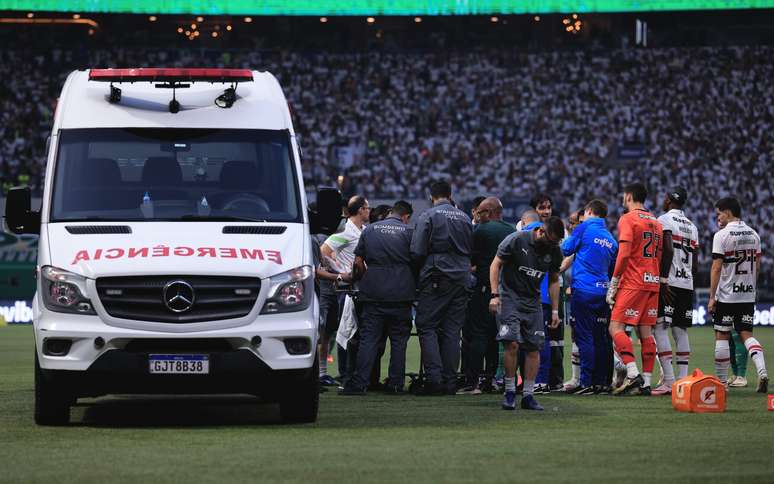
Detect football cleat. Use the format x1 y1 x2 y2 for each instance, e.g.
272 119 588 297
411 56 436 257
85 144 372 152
533 384 551 394
612 365 627 390
575 386 596 396
729 375 748 388
756 375 769 393
563 379 581 393
612 374 644 396
502 391 517 410
650 384 672 396
639 386 652 396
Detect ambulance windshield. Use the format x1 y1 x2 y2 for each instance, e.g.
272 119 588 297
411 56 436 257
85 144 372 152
50 128 302 223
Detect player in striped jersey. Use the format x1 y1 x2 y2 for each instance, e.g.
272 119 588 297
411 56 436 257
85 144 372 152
709 197 768 392
651 188 699 395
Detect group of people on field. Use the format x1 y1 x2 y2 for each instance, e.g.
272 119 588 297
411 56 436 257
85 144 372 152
311 180 768 410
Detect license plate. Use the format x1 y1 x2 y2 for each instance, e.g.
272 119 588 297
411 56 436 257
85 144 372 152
149 354 209 374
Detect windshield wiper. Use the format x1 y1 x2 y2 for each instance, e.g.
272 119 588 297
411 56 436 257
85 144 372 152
176 215 268 222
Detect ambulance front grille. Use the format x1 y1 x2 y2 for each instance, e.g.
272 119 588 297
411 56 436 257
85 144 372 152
96 275 261 323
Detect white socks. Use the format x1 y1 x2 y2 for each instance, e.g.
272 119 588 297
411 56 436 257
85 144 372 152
744 338 768 378
654 324 675 385
505 377 516 393
523 379 535 396
626 362 639 379
672 326 690 379
715 340 731 383
319 352 328 377
643 372 652 387
571 342 580 381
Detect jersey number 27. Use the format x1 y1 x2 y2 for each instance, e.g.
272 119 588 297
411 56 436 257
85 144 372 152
642 232 661 259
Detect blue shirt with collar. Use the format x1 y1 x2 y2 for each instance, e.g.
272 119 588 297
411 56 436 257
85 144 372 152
561 217 618 296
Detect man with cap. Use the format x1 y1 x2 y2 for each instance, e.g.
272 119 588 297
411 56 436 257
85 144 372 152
652 187 699 395
339 201 416 395
411 180 474 395
490 216 565 410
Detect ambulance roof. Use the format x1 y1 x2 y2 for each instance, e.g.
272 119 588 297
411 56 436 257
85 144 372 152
56 69 293 132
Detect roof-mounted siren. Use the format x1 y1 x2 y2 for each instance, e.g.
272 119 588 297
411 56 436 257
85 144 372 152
88 68 254 113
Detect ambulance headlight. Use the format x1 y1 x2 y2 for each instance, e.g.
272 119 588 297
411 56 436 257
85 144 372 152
260 266 313 314
40 266 96 315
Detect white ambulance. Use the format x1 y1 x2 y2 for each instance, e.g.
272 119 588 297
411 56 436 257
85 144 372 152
5 68 341 425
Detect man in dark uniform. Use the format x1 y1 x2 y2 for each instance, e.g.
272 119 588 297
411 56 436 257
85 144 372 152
339 201 416 395
411 181 473 395
461 197 515 394
490 216 564 411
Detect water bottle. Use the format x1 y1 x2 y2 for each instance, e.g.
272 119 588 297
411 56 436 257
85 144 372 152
141 191 154 218
197 195 211 216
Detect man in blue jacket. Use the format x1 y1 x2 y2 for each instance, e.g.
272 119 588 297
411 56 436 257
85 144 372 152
561 199 618 394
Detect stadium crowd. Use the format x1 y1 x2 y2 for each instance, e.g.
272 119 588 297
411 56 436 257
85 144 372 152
1 43 773 281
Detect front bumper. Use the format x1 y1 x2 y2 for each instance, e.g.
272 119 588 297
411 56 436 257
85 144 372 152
34 302 318 373
43 349 313 399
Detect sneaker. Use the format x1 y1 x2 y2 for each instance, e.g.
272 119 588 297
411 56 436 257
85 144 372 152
612 374 644 396
456 385 483 395
639 386 652 396
757 375 769 393
550 383 564 392
595 385 612 394
502 391 517 410
563 378 580 393
575 386 596 396
729 375 748 388
520 395 545 411
338 386 366 396
491 377 503 393
534 384 551 395
319 374 338 387
651 384 672 396
415 382 444 396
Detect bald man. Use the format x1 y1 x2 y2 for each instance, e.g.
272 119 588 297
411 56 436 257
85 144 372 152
460 197 516 394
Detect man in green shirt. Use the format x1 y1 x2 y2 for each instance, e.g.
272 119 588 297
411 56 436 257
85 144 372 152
460 197 515 394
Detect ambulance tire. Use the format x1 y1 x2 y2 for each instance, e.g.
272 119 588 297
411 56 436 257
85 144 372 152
278 355 320 424
34 351 71 426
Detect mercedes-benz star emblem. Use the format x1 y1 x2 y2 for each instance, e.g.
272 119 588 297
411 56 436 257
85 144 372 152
163 280 195 313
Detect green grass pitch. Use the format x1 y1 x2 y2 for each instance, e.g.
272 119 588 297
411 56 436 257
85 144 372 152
1 325 772 483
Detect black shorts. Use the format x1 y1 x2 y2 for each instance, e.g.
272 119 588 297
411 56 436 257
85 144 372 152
713 302 755 333
657 286 694 328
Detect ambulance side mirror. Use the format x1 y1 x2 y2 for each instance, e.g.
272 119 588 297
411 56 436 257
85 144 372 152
310 187 342 236
5 186 40 235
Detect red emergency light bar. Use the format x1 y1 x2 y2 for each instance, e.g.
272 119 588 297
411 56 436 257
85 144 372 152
89 68 254 83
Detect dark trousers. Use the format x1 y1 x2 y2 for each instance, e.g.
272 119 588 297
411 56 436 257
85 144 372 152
350 302 412 390
572 290 612 387
415 277 468 390
537 303 566 386
537 304 552 384
463 286 499 386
